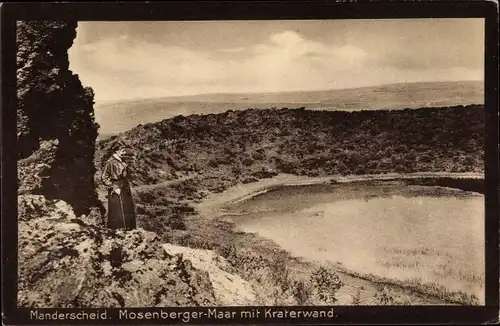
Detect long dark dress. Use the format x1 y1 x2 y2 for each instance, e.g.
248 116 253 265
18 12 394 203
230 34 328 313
101 154 137 230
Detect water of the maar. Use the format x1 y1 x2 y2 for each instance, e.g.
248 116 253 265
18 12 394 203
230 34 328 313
226 181 484 303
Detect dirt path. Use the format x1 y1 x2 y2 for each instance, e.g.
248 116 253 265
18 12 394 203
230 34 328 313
133 173 199 192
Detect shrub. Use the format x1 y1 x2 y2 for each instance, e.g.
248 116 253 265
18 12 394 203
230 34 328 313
136 215 173 242
216 242 238 262
351 287 361 305
251 167 278 179
136 191 155 204
135 204 147 215
242 157 255 167
242 176 259 184
354 167 367 175
292 280 312 305
269 251 291 292
309 266 343 304
252 151 266 161
168 214 186 230
374 286 416 305
231 166 243 175
375 286 395 305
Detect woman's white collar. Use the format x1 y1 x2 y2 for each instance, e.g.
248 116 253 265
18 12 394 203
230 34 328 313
113 153 123 162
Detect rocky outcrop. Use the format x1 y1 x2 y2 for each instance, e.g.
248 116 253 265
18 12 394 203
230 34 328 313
163 244 257 306
18 195 217 308
17 140 59 195
17 21 100 216
16 21 219 309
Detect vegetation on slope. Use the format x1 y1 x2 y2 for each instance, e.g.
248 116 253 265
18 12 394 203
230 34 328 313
95 104 484 305
95 80 483 136
97 104 484 189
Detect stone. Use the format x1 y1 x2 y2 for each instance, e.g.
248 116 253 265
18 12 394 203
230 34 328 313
18 195 217 308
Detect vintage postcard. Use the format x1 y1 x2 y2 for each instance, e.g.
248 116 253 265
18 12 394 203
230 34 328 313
2 1 499 325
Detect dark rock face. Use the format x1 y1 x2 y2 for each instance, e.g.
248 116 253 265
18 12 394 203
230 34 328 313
18 195 216 308
17 21 100 216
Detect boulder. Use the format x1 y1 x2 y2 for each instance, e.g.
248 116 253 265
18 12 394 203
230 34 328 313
163 243 257 306
18 195 217 308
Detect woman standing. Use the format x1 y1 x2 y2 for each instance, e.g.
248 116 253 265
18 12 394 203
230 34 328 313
101 145 137 230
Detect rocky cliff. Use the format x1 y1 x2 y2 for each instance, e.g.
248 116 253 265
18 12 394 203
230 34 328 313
17 21 100 216
16 21 220 308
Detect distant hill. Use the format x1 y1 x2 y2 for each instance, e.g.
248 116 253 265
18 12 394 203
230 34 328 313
95 80 483 139
95 104 484 189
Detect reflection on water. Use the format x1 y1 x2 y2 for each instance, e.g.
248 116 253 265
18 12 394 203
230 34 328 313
227 183 484 303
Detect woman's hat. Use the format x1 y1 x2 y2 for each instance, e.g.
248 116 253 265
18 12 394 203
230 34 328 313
111 139 133 152
121 148 135 157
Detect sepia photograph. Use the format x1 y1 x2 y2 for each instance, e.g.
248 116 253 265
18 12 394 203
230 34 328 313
5 1 497 323
14 17 488 309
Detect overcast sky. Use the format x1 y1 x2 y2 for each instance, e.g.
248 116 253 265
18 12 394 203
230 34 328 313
68 19 484 103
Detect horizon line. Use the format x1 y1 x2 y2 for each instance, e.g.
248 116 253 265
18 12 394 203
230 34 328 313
94 79 484 105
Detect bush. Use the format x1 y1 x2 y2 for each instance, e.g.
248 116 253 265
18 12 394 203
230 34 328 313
374 286 414 305
136 191 155 204
375 286 395 305
251 167 278 179
252 151 266 161
269 251 291 292
309 266 343 304
242 176 259 184
292 280 312 305
216 242 238 262
168 214 186 230
136 214 173 242
242 157 255 167
351 287 361 305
